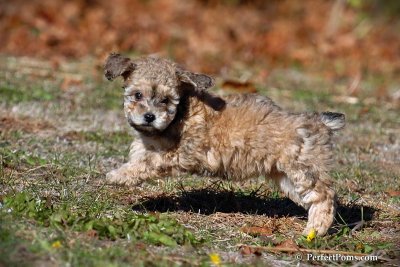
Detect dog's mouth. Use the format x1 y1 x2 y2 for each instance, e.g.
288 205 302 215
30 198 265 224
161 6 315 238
139 123 153 128
133 124 156 133
127 118 160 135
129 121 152 129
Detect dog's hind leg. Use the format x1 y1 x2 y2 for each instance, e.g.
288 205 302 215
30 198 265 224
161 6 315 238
273 164 336 236
271 116 340 235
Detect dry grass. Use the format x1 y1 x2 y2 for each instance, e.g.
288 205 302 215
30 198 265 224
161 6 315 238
1 55 399 266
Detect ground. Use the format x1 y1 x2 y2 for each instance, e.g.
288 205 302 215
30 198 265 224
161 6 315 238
0 55 399 267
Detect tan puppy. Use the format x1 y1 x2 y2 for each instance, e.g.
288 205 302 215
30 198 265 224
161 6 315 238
104 53 345 236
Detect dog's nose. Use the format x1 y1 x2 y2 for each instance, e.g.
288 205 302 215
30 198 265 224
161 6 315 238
144 113 156 123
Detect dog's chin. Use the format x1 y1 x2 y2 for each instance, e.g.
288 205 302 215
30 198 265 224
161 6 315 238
128 120 164 136
132 124 157 135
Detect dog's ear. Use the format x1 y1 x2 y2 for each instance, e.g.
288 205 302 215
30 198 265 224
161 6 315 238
104 53 136 81
176 68 214 91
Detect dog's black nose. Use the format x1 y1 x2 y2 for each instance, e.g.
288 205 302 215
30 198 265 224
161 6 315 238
144 113 156 123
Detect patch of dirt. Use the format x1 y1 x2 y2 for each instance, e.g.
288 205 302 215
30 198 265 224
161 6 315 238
0 115 55 133
59 131 89 142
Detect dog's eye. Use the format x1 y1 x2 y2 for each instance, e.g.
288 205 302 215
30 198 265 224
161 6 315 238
134 92 143 100
160 98 169 105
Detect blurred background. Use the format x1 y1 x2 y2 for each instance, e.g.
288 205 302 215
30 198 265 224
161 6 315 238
1 0 399 80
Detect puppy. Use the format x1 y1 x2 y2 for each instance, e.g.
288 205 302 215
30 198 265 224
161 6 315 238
104 53 345 236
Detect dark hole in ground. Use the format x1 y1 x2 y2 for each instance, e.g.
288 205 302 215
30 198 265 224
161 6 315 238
132 188 375 225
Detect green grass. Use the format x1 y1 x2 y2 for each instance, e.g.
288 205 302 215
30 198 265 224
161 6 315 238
2 192 199 246
88 87 124 110
0 213 200 267
291 88 332 108
0 85 58 103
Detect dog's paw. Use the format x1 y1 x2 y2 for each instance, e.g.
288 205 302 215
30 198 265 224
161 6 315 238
303 200 335 236
105 168 143 186
105 169 128 185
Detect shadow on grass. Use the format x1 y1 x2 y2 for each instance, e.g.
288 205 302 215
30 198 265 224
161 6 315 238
132 188 375 225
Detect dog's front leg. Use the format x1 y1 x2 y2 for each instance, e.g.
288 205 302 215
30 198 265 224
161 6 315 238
106 161 157 185
106 140 172 185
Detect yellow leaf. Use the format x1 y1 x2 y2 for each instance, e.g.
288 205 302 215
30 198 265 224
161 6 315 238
356 242 364 250
209 253 221 266
306 228 316 242
51 240 62 249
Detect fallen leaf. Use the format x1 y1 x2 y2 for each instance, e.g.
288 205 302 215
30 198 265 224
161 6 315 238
135 242 147 250
221 80 257 93
356 242 364 251
86 229 98 238
276 239 299 250
240 245 262 256
240 245 253 255
387 190 400 197
240 226 273 236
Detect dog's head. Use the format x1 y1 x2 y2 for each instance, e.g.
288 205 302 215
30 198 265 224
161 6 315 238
104 53 214 135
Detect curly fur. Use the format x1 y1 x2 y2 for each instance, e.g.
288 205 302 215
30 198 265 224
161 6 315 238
104 53 345 236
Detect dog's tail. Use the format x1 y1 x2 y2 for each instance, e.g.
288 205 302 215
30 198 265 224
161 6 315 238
319 112 345 131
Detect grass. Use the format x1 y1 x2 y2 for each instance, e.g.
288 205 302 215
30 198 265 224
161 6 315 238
2 192 199 245
0 56 399 266
0 86 56 103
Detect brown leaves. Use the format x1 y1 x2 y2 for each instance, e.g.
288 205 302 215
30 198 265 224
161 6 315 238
239 245 262 256
239 239 299 257
240 226 273 237
386 190 400 197
239 219 302 257
221 80 257 93
276 239 299 250
86 229 98 238
0 1 398 78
